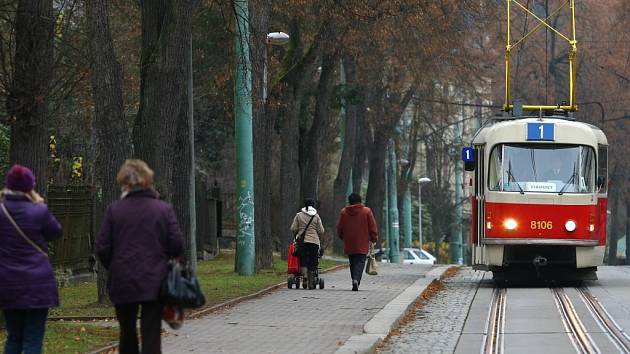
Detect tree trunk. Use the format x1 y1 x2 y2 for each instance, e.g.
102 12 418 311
365 129 390 246
171 49 195 267
133 1 194 201
352 101 368 193
301 53 338 200
608 190 620 265
250 0 273 269
331 57 358 254
626 194 630 265
134 1 196 262
275 20 320 259
7 0 54 193
279 84 303 259
87 0 130 304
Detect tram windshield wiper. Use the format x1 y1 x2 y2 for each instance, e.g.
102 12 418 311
505 167 525 194
558 164 577 195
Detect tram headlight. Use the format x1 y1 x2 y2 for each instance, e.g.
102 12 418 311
589 224 595 232
486 221 492 230
503 218 518 230
565 220 577 232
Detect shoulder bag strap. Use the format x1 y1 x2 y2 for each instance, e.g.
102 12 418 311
298 214 316 241
1 203 47 257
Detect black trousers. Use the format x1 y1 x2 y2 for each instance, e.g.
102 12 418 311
348 254 367 284
300 242 319 272
114 301 163 354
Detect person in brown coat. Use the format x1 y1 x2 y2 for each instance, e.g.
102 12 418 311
336 193 378 291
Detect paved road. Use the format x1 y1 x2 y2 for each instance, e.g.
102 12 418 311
379 266 630 354
162 263 433 354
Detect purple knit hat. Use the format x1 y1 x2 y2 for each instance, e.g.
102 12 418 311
5 164 36 192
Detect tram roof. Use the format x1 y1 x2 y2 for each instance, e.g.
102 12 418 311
472 116 607 147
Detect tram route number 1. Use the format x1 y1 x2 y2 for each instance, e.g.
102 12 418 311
526 123 555 141
462 147 474 162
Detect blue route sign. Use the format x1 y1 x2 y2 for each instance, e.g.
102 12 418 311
462 147 474 162
527 123 555 141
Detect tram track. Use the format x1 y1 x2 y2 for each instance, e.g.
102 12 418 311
551 287 601 354
576 287 630 353
477 278 630 354
479 285 628 354
482 287 507 354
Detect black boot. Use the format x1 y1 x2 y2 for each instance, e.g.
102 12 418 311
308 271 316 290
352 280 358 291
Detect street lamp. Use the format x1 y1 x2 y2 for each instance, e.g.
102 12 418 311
263 32 290 102
418 177 431 249
266 32 290 45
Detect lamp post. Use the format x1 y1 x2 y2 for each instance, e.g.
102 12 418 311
417 177 431 249
234 0 255 275
263 32 290 102
398 159 412 248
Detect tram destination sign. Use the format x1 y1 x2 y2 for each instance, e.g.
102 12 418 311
526 123 555 141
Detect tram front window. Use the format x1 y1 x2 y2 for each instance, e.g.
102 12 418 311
488 144 595 193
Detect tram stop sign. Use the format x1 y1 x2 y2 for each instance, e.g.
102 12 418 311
462 147 475 171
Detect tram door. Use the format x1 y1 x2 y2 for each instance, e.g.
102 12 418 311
472 145 486 266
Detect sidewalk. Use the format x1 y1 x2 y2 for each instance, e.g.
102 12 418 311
161 263 448 354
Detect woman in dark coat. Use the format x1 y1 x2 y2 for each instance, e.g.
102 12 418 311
0 164 62 354
96 159 184 354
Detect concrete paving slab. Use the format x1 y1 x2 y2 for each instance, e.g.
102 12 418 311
335 266 449 354
504 288 565 334
160 263 439 354
503 333 576 354
454 333 484 354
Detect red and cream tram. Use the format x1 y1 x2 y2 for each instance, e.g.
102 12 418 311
464 114 608 280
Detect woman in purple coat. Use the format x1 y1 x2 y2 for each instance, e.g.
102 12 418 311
0 165 63 354
96 159 183 354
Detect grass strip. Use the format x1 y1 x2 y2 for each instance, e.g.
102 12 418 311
0 323 118 353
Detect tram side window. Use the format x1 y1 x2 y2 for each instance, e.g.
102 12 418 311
597 146 608 193
488 146 503 190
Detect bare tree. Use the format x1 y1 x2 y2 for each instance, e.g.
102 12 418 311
134 1 197 261
6 0 54 192
250 0 273 269
87 0 130 303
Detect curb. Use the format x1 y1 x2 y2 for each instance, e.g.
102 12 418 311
85 263 348 354
334 265 450 354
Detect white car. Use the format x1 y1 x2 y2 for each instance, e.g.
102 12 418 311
376 248 436 265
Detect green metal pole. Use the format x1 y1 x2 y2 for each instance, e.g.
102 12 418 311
234 0 255 275
388 141 401 263
383 157 390 250
453 114 463 265
403 189 412 248
400 110 412 249
339 60 353 197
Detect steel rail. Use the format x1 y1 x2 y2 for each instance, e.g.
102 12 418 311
577 287 630 353
551 287 601 354
482 287 507 354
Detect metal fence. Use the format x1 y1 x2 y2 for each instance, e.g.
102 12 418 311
48 185 93 273
195 183 237 254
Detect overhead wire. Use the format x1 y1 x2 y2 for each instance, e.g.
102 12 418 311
514 0 531 98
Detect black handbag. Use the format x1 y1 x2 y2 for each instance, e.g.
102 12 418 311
161 260 206 309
